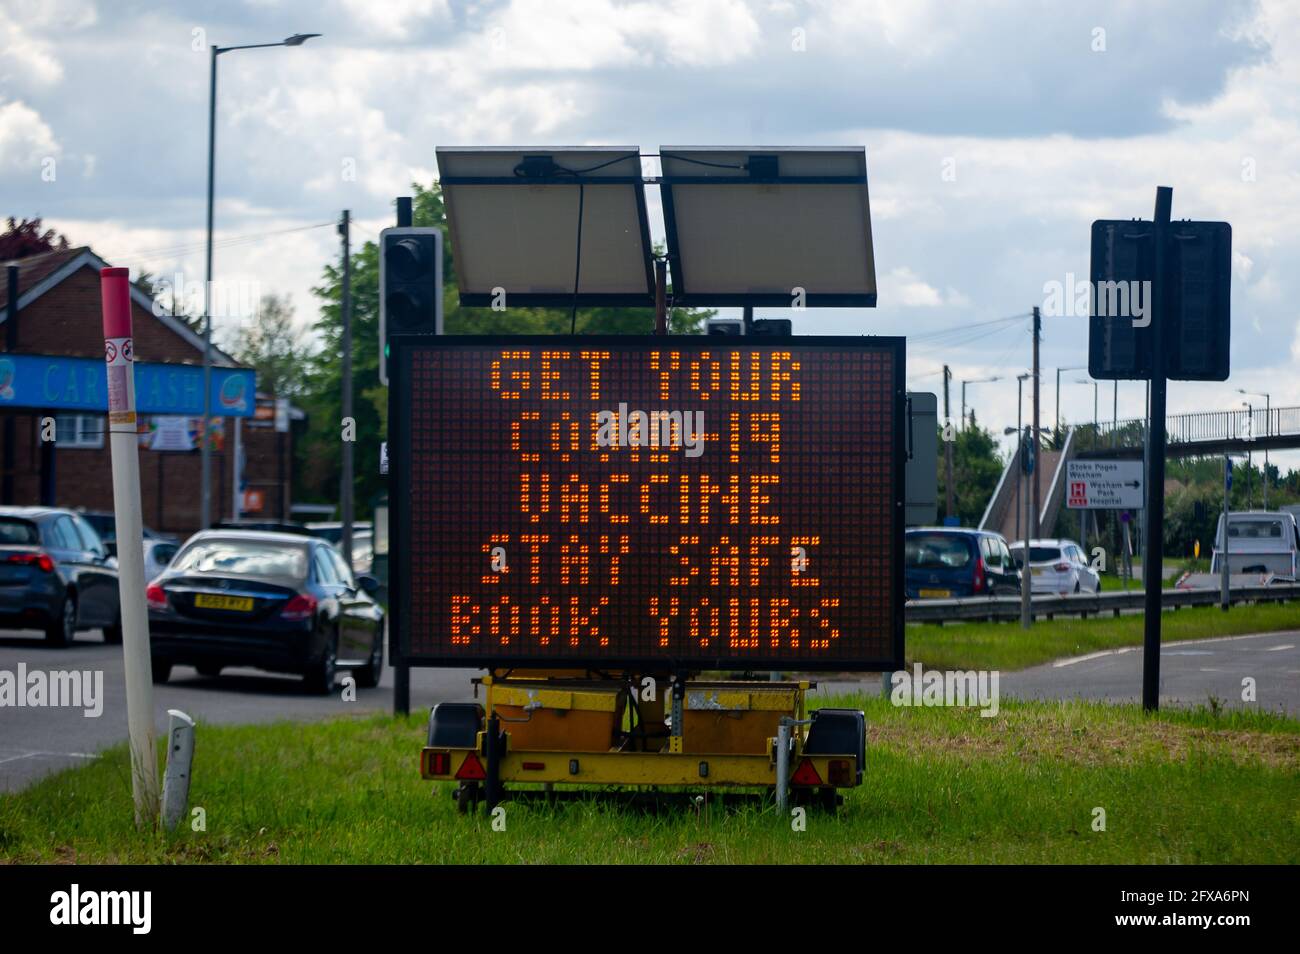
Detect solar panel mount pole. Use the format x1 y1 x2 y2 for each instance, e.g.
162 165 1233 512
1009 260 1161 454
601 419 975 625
654 258 667 335
1142 186 1173 712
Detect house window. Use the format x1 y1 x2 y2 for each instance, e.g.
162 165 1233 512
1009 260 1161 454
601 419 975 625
54 414 105 449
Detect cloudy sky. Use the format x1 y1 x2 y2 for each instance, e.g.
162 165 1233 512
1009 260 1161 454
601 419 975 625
4 0 1298 463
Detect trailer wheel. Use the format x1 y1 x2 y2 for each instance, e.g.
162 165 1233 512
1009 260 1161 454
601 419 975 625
455 781 481 815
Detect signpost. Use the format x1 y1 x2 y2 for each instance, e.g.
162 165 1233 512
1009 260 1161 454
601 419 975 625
1065 460 1144 511
1089 187 1231 711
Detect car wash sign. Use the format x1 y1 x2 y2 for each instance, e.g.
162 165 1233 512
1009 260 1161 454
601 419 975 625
0 353 255 417
1066 459 1144 510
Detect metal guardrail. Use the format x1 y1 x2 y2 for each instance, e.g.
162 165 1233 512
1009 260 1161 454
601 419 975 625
906 583 1300 624
1094 405 1300 447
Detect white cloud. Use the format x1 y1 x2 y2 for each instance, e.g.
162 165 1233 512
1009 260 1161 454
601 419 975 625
0 100 59 173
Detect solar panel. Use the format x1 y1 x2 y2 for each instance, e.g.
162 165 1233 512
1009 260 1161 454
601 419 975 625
436 147 656 308
659 146 877 308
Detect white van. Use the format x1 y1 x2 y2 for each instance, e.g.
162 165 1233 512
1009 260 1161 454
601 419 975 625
1210 510 1300 581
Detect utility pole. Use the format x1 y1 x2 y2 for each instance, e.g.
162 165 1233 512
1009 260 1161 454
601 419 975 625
1031 307 1041 538
943 365 954 520
3 265 17 505
339 209 354 570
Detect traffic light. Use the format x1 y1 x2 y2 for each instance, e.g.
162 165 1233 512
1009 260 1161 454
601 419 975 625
379 226 443 386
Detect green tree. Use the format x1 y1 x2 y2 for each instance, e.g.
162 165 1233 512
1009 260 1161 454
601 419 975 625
223 292 305 398
297 181 714 514
937 423 1004 526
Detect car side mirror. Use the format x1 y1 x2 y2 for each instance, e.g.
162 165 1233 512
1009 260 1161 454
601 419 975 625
356 574 382 596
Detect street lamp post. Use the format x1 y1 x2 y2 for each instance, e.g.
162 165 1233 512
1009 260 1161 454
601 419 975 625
1054 366 1084 442
1075 378 1098 449
1237 389 1270 509
201 32 319 529
961 376 1001 431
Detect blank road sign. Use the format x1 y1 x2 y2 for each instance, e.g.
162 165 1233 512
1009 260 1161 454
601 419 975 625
660 147 877 308
1066 459 1145 510
1088 219 1231 381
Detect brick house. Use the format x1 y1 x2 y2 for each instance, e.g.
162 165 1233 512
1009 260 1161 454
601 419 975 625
0 246 300 538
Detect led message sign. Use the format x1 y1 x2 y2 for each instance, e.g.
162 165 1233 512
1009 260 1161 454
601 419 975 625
391 336 904 670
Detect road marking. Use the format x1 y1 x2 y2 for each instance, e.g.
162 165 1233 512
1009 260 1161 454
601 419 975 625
1264 644 1295 651
0 751 98 766
1053 647 1137 667
1049 631 1298 668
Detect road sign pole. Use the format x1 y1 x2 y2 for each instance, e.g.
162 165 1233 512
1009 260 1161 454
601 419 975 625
1142 186 1173 712
100 267 161 827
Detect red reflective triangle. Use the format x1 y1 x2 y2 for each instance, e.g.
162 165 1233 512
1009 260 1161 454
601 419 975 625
790 758 823 787
455 752 487 781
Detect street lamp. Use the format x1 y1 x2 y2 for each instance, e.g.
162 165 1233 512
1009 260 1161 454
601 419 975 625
1054 366 1084 442
961 376 1001 431
1075 378 1098 449
201 32 320 529
1237 388 1270 509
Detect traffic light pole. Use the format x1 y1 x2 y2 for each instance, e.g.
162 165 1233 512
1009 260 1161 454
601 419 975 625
392 196 412 718
1142 186 1172 712
340 209 354 571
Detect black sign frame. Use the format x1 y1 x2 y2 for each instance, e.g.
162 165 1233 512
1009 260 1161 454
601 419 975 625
388 333 906 673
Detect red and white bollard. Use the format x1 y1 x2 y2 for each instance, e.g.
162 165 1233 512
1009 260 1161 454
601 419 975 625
100 267 160 827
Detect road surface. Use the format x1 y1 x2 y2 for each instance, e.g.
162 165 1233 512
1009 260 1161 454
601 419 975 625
0 628 476 793
814 631 1299 714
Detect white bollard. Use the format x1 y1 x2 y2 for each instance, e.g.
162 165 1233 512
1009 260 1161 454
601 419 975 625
100 267 160 828
161 709 195 832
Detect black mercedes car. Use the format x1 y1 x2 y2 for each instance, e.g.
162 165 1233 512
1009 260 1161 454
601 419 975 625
0 506 121 645
147 530 385 693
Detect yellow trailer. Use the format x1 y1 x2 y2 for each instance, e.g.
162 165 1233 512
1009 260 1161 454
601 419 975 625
420 672 866 812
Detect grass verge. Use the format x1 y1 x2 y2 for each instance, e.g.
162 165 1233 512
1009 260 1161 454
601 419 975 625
2 697 1296 864
906 601 1299 671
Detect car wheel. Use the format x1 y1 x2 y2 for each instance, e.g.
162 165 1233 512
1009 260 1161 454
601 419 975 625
355 626 384 689
45 594 76 647
102 612 123 644
151 656 172 684
304 626 338 695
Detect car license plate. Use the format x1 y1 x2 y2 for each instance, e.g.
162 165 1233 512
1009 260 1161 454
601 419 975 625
1031 567 1045 576
193 594 254 612
918 588 951 598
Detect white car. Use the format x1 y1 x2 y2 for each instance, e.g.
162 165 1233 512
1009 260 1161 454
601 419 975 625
143 538 180 582
1009 539 1100 595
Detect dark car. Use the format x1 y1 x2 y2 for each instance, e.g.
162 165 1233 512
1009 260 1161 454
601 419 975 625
0 506 121 645
147 530 385 693
905 528 1021 599
77 509 176 552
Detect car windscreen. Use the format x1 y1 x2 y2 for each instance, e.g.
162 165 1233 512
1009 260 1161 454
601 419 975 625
1011 546 1062 564
1227 519 1285 539
172 539 308 580
905 534 972 569
0 518 39 545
